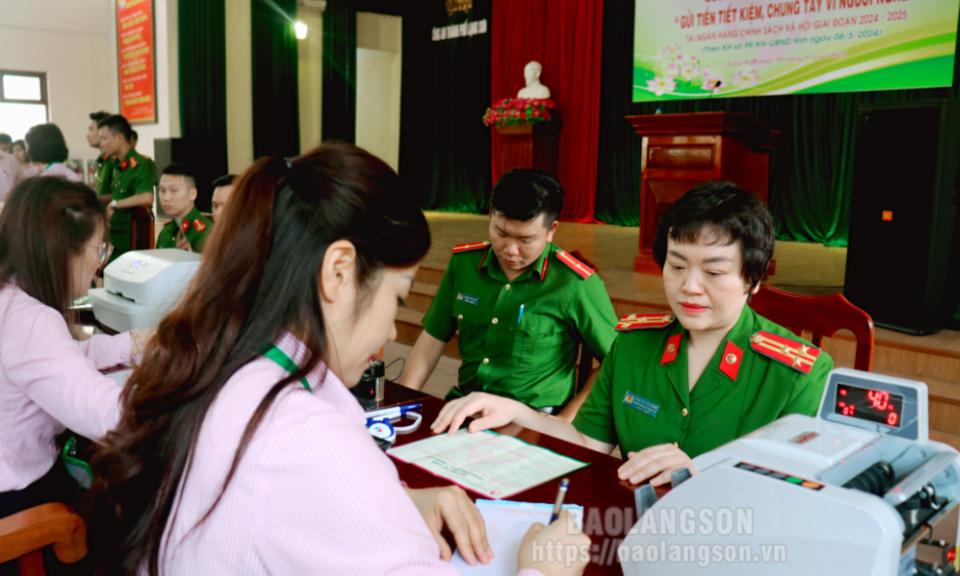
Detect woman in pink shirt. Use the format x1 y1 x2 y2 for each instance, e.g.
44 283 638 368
0 177 148 517
87 144 589 576
25 124 80 182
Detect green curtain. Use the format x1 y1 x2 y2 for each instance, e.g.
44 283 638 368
177 0 227 211
322 0 357 143
596 0 960 246
252 0 300 158
398 1 492 212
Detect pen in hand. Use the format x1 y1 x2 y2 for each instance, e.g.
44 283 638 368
549 477 570 523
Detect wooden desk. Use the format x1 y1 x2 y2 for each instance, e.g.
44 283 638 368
384 382 652 576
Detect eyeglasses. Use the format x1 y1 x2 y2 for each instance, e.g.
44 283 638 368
91 241 113 266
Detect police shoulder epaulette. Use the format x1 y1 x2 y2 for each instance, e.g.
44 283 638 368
749 330 822 375
451 241 490 254
616 313 675 332
193 218 207 232
555 250 595 280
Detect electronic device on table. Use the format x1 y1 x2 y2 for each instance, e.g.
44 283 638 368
621 368 960 576
88 249 201 332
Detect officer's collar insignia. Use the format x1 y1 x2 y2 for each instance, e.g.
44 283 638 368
119 159 128 171
193 219 206 232
130 157 138 169
719 340 743 381
660 333 682 365
452 241 490 254
616 313 675 332
555 250 594 280
538 255 549 281
749 331 821 375
181 220 190 233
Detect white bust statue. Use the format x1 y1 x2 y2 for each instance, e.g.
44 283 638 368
517 61 551 99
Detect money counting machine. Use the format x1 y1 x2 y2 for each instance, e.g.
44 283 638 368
88 249 201 332
621 368 960 576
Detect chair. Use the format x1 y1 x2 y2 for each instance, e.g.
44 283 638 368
0 503 87 575
130 206 155 251
749 285 875 371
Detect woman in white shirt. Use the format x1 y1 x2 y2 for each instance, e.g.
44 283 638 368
87 143 588 576
0 177 148 516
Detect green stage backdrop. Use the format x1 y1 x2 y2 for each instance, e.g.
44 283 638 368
595 0 960 245
632 0 960 103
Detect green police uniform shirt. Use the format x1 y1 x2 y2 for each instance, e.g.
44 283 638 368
421 241 618 408
109 149 154 261
572 305 834 459
94 154 117 197
156 206 212 253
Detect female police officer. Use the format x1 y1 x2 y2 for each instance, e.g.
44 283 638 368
432 181 833 487
87 144 588 576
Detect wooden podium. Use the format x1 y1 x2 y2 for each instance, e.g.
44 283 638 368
492 117 561 183
625 112 780 274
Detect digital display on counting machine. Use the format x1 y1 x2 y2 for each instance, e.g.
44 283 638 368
834 383 904 428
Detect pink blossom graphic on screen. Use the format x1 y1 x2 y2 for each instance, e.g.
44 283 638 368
662 44 682 59
666 63 679 77
701 76 726 94
679 62 699 81
647 75 677 96
733 69 760 87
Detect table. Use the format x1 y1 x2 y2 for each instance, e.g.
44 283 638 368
382 382 664 576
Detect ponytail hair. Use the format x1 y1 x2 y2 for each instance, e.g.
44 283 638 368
85 143 430 575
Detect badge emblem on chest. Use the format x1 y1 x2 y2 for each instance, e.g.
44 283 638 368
623 391 660 418
457 292 480 306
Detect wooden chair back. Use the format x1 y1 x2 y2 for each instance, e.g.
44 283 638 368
749 285 875 371
0 503 87 575
130 206 155 250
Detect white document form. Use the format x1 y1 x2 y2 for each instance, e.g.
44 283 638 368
450 499 585 575
388 429 588 499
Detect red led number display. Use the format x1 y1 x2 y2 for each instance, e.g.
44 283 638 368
834 383 904 428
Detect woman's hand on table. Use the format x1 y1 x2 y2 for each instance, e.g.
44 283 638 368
430 392 530 435
405 485 493 566
618 443 695 486
518 510 591 576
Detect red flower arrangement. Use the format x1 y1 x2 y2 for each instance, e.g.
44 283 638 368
483 98 556 127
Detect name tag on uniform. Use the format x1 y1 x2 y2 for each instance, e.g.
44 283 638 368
457 292 480 306
623 391 660 418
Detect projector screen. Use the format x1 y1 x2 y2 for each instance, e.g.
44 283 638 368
632 0 960 102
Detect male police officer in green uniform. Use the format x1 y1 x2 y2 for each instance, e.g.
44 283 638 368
87 111 116 199
401 169 618 419
432 182 833 486
97 115 155 262
155 163 213 253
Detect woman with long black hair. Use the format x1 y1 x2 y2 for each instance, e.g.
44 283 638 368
87 143 587 576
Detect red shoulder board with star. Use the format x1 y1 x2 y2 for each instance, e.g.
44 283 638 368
616 313 675 332
130 157 139 169
749 331 822 375
194 219 207 232
556 250 594 279
452 241 490 254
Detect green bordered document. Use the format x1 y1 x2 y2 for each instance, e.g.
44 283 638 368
388 429 588 499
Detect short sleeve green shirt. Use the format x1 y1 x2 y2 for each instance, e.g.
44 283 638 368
94 154 117 197
421 242 618 408
572 306 834 459
156 206 213 253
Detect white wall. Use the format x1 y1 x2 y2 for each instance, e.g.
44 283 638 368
298 10 323 153
225 0 254 174
356 12 401 172
0 0 117 159
0 0 179 161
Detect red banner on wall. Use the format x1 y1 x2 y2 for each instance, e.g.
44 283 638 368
116 0 156 124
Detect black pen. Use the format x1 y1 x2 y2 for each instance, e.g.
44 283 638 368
549 477 570 523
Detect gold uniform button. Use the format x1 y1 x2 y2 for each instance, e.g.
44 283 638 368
458 314 463 320
505 284 511 290
483 358 490 365
492 318 498 325
682 408 689 417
